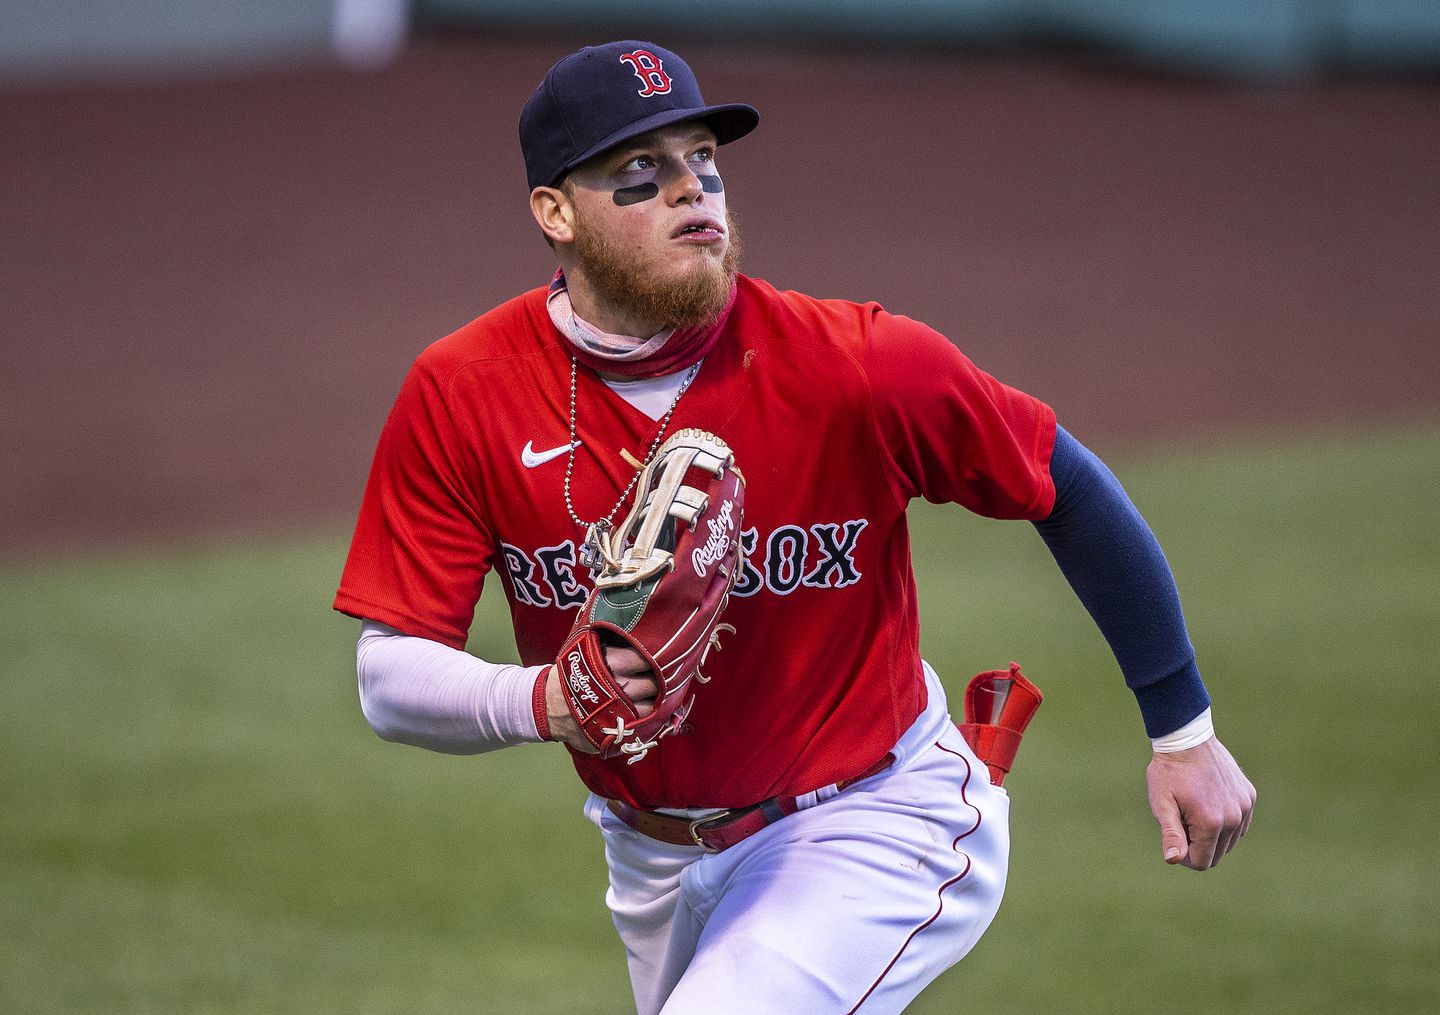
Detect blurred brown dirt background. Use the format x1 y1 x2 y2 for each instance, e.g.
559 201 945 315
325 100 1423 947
2 31 1437 555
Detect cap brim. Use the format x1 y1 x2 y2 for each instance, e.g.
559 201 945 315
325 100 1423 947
551 103 759 187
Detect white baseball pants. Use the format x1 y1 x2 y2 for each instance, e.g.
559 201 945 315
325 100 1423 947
583 664 1012 1014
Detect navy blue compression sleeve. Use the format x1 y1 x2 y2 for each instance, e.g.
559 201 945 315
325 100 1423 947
1033 426 1210 738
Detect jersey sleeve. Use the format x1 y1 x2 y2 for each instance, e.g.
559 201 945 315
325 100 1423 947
334 355 496 650
864 309 1057 519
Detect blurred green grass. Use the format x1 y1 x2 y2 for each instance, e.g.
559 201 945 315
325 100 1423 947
2 426 1436 1013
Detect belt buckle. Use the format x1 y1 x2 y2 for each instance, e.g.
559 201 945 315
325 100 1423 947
687 810 734 853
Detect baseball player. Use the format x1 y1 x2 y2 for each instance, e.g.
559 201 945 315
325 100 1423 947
335 41 1256 1013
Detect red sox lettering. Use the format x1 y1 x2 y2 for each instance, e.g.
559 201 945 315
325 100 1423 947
501 540 589 609
499 518 868 608
736 520 868 596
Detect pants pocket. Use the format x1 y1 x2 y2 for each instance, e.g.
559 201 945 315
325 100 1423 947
582 792 608 829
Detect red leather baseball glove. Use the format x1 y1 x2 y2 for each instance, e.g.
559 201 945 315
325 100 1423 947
556 429 744 764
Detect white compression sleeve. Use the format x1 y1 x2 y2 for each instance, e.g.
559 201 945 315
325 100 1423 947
356 620 550 754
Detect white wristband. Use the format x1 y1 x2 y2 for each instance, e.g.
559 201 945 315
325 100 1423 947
1150 707 1215 753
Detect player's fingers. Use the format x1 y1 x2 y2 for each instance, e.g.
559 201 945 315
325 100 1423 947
1152 795 1189 865
1184 809 1224 870
1216 822 1240 862
1222 783 1257 856
1211 779 1253 861
601 646 658 715
619 674 659 716
1239 780 1257 838
604 645 654 678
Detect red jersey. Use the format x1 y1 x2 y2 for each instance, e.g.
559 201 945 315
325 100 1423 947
336 274 1056 808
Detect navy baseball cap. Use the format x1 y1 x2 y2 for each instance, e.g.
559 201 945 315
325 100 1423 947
519 41 760 191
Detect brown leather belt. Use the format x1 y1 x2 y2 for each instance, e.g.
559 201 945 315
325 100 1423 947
606 752 896 853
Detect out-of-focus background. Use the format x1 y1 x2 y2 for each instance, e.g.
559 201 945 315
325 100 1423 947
2 2 1436 1012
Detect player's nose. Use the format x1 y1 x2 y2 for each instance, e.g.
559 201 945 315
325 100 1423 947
663 162 706 205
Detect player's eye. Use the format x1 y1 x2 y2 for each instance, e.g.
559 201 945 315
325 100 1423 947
690 148 715 166
620 155 657 173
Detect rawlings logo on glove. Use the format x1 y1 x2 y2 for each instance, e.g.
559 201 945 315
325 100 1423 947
690 500 736 577
556 429 744 764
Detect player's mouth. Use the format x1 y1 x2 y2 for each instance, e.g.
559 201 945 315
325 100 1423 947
673 217 726 243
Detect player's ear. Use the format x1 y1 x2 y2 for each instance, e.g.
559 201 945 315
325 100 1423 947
530 185 575 246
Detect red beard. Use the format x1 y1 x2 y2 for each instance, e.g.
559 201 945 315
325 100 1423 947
571 207 743 332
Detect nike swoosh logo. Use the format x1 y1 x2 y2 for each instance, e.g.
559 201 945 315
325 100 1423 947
522 440 580 468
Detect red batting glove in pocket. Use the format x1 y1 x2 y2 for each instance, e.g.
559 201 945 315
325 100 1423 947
957 662 1043 787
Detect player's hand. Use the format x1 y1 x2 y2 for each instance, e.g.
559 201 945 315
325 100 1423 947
544 648 658 753
1145 736 1255 870
602 646 659 716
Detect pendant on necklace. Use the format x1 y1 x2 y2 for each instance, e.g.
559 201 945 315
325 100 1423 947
579 520 611 577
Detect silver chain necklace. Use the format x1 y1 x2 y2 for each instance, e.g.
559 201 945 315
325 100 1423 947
564 356 701 572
